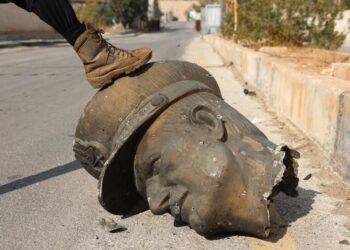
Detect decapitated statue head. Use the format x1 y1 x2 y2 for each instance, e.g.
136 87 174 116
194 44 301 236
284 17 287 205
73 61 299 239
133 92 298 238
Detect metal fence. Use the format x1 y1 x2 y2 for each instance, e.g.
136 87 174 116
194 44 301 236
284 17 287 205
201 4 221 35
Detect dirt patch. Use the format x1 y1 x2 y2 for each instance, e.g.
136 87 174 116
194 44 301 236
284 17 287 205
260 46 350 76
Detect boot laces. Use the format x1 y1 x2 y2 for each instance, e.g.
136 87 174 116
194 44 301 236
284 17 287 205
89 28 132 58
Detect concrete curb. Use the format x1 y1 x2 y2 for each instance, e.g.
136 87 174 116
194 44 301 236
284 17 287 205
204 35 350 180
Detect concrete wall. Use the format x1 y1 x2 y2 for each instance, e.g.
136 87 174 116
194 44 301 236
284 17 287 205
205 35 350 180
336 91 350 178
159 0 199 21
0 3 53 34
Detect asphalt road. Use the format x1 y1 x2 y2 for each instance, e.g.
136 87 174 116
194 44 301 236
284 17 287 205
0 22 198 249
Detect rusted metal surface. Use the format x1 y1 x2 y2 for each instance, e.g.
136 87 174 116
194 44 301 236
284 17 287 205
73 61 298 238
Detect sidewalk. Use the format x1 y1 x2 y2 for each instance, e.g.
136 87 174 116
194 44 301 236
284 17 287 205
178 36 350 249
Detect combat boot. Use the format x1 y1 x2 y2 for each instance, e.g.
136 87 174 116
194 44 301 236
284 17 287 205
74 23 152 88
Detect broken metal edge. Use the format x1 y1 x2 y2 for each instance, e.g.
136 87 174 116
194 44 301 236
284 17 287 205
72 138 109 179
262 144 299 237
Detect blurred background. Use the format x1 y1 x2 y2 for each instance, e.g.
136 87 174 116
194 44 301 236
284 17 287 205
0 0 349 52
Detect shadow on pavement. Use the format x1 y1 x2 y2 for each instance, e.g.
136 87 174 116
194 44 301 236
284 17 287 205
206 187 318 242
145 27 179 34
0 39 69 50
274 187 319 223
104 26 182 40
0 160 82 195
266 187 319 242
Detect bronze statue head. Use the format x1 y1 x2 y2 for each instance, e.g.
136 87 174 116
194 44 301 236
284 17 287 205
133 92 298 238
73 61 298 238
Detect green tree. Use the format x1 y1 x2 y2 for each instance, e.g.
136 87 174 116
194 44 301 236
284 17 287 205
222 0 347 50
108 0 148 28
76 2 112 26
152 0 162 20
346 0 350 8
222 11 235 38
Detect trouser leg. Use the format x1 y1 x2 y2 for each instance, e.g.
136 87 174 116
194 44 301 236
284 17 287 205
2 0 85 45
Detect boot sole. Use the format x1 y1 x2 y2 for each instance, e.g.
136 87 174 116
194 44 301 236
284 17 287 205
87 52 152 89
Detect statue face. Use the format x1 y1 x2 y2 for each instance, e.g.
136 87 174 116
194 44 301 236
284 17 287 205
134 94 298 238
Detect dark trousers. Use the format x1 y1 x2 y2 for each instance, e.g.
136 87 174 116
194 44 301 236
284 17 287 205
1 0 85 45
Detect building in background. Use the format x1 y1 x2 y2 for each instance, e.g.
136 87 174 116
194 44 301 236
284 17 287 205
0 3 53 35
0 0 89 36
159 0 200 22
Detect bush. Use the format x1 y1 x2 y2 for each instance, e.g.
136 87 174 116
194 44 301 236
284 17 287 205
76 2 113 27
346 0 350 8
108 0 148 28
221 11 235 38
222 0 347 50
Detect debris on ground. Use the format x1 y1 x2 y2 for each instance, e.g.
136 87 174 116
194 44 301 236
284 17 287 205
98 218 127 233
303 174 312 180
339 239 350 245
251 117 266 125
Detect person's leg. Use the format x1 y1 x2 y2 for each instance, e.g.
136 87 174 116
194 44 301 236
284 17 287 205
8 0 85 45
3 0 152 88
31 0 85 45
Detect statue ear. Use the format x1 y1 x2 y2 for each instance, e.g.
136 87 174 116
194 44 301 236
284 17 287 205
190 105 226 141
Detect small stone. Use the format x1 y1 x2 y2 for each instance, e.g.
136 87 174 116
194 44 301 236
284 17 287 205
303 174 312 180
98 218 127 233
339 239 350 245
243 88 256 96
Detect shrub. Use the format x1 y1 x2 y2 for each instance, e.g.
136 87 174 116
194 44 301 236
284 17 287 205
222 11 235 38
76 2 113 27
346 0 350 8
108 0 148 28
222 0 347 49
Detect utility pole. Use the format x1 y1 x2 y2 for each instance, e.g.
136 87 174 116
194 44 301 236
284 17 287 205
233 0 238 31
227 0 238 31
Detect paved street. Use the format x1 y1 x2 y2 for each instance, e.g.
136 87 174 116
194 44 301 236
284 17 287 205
0 22 350 249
